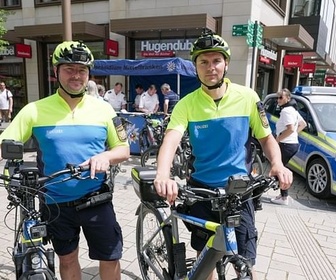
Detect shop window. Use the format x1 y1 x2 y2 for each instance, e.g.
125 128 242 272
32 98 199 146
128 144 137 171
44 41 108 97
35 0 107 5
0 0 21 8
0 63 26 118
35 0 59 3
265 0 287 15
291 0 318 17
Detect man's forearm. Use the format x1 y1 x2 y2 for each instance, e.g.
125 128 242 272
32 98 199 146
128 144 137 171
260 135 283 166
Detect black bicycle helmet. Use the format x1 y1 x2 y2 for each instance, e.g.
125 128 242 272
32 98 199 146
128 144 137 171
190 30 231 63
52 41 94 69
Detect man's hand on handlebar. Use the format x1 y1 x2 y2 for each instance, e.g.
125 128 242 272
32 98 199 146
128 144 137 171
154 177 178 205
80 153 111 179
268 163 293 191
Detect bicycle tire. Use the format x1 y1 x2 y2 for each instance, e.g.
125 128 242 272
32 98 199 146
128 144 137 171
136 204 174 279
141 146 159 168
251 154 263 176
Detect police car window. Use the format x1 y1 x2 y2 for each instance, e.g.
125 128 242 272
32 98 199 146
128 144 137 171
296 101 311 133
312 103 336 132
264 97 280 117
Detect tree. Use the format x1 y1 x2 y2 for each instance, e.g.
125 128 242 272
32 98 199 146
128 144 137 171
0 9 9 49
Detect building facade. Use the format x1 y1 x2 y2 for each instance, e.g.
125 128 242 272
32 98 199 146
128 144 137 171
1 0 335 114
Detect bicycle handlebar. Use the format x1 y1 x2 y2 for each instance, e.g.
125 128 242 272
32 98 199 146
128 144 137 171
0 163 91 187
177 174 278 204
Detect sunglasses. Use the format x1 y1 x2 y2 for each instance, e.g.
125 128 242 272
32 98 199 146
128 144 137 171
277 96 283 100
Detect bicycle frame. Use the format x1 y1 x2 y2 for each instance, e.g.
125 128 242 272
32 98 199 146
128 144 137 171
137 200 243 280
132 167 278 280
4 160 56 280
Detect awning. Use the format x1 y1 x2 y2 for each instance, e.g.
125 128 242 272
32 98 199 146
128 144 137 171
110 13 218 38
13 22 106 42
303 53 332 67
263 24 314 51
2 30 21 43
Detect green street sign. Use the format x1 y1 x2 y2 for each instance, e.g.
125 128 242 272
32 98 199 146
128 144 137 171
314 69 326 77
232 24 248 36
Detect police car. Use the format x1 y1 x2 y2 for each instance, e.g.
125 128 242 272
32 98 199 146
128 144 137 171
263 86 336 198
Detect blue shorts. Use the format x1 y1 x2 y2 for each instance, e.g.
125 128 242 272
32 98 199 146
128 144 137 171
189 199 257 265
41 202 123 260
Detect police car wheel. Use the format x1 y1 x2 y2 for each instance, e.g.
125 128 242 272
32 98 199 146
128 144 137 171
306 158 331 199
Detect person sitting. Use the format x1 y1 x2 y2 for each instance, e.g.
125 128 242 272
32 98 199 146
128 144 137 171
138 84 159 114
104 82 126 112
133 84 144 112
160 83 179 115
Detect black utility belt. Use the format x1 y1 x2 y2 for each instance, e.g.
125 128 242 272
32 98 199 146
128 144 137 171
57 190 113 211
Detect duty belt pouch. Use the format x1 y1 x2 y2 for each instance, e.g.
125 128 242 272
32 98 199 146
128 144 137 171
75 192 113 211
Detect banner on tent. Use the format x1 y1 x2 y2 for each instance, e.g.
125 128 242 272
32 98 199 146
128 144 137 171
91 57 196 77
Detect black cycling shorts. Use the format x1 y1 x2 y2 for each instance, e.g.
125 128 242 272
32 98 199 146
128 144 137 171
41 202 123 260
189 199 257 265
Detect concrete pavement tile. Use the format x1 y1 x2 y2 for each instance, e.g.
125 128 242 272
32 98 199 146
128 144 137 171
269 260 304 275
255 254 271 273
257 245 273 257
265 268 288 280
287 273 307 280
273 246 296 257
271 252 300 266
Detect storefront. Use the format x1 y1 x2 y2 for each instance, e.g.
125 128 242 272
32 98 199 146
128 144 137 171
43 41 108 98
0 44 31 117
256 47 277 99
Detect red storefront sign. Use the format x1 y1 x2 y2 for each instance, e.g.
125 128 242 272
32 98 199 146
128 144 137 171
259 56 271 64
15 43 32 58
105 39 119 57
300 63 316 74
283 54 303 68
325 76 336 83
141 51 175 57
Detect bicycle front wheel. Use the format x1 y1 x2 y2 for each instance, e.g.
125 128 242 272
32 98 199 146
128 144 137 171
141 146 159 168
136 204 174 280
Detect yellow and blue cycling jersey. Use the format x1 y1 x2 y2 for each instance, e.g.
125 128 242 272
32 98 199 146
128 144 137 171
168 78 271 187
0 91 128 203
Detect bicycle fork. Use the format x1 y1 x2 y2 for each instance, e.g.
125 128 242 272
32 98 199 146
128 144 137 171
171 211 239 280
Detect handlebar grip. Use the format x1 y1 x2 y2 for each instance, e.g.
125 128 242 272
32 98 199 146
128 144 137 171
79 165 90 172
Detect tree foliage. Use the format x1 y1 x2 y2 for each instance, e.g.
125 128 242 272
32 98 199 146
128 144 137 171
0 9 9 49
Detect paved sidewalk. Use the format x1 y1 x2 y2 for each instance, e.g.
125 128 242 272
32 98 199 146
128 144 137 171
0 153 336 279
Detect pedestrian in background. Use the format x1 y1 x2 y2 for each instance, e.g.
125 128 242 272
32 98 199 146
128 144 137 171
139 84 159 114
0 82 13 123
0 41 130 280
271 88 307 205
133 84 144 111
97 84 106 99
104 82 127 112
160 83 179 115
87 80 101 99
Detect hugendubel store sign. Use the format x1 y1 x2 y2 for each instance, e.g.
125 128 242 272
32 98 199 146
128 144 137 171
138 39 194 58
0 44 32 58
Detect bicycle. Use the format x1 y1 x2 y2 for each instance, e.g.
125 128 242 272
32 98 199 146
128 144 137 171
138 114 165 155
131 166 278 280
141 117 192 180
0 139 99 280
